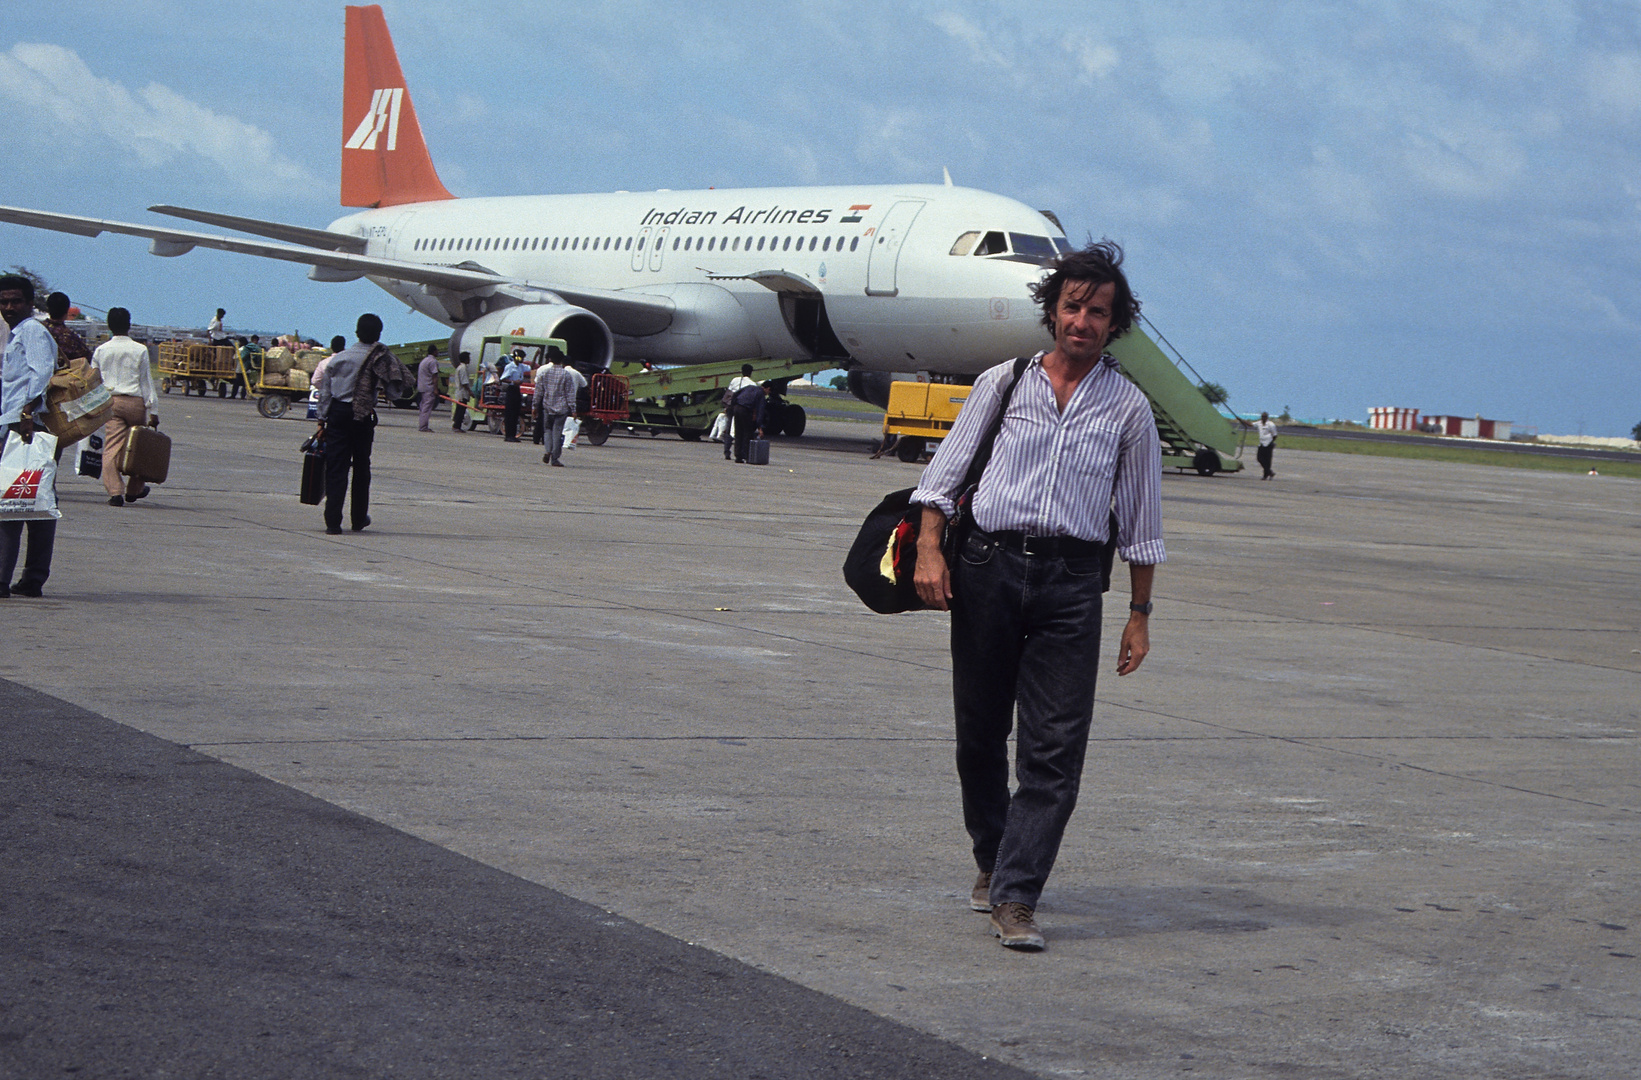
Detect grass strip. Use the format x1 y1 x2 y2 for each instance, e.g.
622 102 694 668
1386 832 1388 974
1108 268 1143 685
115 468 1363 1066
1278 435 1641 479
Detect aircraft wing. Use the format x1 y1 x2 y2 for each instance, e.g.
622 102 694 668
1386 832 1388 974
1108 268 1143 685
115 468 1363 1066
147 205 368 252
0 204 675 335
0 204 499 291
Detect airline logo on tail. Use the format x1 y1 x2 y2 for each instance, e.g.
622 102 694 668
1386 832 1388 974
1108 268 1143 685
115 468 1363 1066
341 4 454 207
345 88 404 151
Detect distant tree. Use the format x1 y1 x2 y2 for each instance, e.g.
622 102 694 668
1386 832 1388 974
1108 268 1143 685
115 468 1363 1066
1632 420 1641 442
1196 381 1229 405
1278 405 1293 423
829 374 849 392
7 265 54 310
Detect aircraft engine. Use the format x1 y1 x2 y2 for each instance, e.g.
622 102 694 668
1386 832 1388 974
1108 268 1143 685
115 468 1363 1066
450 304 615 371
847 371 896 410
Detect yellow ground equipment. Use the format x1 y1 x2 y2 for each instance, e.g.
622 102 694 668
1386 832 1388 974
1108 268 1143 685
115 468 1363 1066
881 381 974 462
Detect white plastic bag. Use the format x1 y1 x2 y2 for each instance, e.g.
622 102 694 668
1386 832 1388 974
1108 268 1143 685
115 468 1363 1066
0 431 62 520
562 416 581 450
708 410 728 441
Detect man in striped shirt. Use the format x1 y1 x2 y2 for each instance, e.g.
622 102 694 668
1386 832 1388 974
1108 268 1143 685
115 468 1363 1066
910 241 1165 952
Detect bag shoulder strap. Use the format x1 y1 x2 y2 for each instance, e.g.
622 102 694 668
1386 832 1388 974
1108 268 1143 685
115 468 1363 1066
960 355 1032 490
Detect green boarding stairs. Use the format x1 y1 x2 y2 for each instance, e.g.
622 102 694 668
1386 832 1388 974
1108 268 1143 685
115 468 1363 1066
1106 320 1245 475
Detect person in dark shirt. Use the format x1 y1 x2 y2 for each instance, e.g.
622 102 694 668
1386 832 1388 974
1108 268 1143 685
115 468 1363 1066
42 292 90 368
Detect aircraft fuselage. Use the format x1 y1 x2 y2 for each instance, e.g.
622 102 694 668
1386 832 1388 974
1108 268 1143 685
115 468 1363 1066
330 183 1061 375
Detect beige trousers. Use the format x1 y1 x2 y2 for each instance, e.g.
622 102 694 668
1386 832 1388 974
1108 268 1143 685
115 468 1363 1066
102 395 150 498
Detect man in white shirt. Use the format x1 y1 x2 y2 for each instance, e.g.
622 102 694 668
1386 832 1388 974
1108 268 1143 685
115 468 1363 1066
90 307 158 506
1256 411 1278 480
207 308 227 344
0 273 61 597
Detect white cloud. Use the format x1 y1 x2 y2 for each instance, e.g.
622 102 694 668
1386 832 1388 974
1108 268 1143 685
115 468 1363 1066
1584 51 1641 121
1061 30 1119 81
927 11 1009 69
0 43 319 198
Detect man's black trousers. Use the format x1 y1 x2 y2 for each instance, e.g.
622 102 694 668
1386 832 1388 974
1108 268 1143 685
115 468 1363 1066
950 529 1105 910
729 404 758 462
503 382 523 440
323 401 374 531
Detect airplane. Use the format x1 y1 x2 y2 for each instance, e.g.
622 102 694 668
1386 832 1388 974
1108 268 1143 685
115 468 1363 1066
0 5 1069 407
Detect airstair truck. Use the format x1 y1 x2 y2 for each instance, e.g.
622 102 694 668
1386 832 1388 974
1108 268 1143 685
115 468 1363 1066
1105 328 1244 475
880 326 1244 475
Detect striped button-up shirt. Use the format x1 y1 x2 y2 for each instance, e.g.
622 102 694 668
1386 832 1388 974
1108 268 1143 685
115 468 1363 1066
533 364 579 415
911 351 1166 565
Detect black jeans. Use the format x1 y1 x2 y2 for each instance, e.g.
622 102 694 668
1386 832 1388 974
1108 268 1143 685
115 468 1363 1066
950 529 1105 909
323 402 374 531
1257 443 1275 478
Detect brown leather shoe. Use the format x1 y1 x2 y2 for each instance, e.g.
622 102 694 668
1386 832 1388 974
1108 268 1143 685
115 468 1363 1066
989 902 1045 951
970 871 993 912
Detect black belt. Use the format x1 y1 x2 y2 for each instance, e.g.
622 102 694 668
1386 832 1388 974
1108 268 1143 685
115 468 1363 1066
988 530 1105 558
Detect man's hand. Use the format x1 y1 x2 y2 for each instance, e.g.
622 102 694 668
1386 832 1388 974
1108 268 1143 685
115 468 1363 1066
148 414 160 428
1116 562 1155 676
9 416 35 444
1115 614 1149 675
913 504 952 611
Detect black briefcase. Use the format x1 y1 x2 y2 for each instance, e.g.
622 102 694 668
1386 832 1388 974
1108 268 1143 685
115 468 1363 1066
300 439 324 505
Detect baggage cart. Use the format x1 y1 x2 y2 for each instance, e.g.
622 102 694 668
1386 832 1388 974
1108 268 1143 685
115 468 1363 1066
159 342 248 398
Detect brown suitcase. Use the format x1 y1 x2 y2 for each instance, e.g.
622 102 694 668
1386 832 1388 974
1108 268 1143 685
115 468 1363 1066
120 425 171 484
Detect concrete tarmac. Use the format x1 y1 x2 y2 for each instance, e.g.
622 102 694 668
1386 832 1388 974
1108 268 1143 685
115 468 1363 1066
2 400 1637 1079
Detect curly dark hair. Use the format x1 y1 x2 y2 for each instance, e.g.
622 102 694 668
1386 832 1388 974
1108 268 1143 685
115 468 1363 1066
1028 239 1141 343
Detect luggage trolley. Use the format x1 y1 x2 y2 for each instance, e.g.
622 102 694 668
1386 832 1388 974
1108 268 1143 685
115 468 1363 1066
158 342 246 397
450 335 629 445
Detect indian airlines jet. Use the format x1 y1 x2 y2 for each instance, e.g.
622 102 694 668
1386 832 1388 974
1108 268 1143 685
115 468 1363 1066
0 5 1068 403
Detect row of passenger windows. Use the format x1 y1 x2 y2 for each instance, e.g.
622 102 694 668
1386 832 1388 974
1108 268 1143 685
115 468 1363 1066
411 233 863 255
949 230 1071 258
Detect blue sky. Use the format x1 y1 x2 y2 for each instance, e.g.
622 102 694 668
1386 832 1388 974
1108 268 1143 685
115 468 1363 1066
3 1 1638 436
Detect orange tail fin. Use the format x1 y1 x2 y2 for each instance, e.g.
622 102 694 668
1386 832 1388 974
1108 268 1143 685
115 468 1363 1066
341 5 454 207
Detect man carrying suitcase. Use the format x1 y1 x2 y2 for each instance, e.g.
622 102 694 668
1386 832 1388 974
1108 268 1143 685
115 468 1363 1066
90 307 159 506
729 378 765 464
314 313 410 535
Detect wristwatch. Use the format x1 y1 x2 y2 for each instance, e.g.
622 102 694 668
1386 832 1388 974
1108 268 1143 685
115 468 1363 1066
1129 601 1153 616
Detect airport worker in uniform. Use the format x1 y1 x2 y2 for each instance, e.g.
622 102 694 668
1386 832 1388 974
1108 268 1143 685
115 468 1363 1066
910 241 1164 952
207 308 227 345
0 274 61 597
501 348 527 441
535 347 578 467
315 313 410 535
1256 412 1277 480
450 351 472 431
90 306 159 507
416 343 440 432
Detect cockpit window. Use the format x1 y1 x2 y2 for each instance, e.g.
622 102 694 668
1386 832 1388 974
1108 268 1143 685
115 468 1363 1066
1052 237 1073 255
1009 233 1057 260
974 231 1009 256
949 231 981 256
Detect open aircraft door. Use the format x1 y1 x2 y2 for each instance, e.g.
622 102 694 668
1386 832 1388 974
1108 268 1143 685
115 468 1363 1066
865 200 924 297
